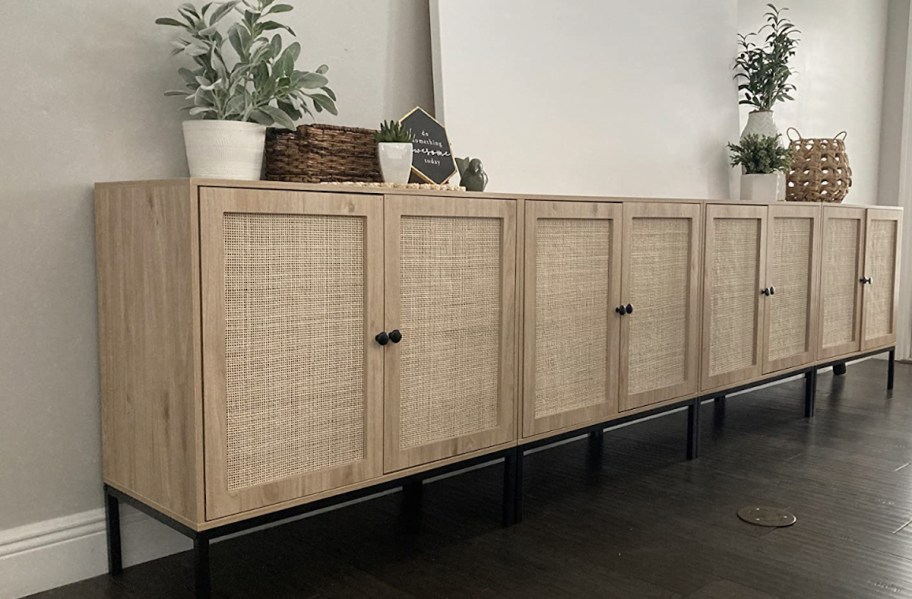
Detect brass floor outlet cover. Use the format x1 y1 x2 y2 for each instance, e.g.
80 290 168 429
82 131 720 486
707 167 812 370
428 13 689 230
737 506 797 528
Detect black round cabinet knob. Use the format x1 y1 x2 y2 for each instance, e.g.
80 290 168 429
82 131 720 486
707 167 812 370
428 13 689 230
761 288 771 296
625 304 634 315
389 329 402 344
616 305 627 315
375 331 390 346
770 286 776 296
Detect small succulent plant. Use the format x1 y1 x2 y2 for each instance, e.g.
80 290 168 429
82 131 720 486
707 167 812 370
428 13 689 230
375 120 413 143
729 134 794 174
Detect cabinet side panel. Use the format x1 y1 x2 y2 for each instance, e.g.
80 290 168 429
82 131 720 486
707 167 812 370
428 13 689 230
96 182 202 525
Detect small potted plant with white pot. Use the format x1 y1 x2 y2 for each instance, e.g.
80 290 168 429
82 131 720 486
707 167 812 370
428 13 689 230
734 4 800 140
157 0 337 180
374 120 414 185
729 134 794 201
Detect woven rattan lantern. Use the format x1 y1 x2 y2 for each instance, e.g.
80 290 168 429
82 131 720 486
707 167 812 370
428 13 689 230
785 128 853 203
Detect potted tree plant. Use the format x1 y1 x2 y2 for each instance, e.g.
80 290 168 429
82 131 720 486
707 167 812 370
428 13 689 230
734 4 800 140
729 134 794 201
374 120 414 185
157 0 337 180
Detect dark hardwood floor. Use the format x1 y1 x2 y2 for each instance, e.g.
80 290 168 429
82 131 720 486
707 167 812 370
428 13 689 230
30 359 912 598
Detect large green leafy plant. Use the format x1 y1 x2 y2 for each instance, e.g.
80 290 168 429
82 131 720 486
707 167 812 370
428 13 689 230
734 4 800 112
728 134 794 174
157 0 337 129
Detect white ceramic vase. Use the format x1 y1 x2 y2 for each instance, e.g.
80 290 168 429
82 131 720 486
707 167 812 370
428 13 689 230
182 120 267 180
377 142 413 184
741 110 779 140
741 173 781 202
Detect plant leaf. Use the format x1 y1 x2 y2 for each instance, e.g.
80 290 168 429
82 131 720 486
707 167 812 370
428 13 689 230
260 104 296 129
155 17 187 27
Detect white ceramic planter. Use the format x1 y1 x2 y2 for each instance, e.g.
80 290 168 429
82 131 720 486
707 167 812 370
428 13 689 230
741 110 778 140
182 120 267 180
377 142 413 184
741 173 781 201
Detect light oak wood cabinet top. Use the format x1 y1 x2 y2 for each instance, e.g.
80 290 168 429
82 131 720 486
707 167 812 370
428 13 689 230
95 179 901 528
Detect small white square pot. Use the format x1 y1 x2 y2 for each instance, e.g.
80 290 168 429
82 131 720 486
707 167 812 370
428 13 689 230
740 173 781 202
377 142 413 184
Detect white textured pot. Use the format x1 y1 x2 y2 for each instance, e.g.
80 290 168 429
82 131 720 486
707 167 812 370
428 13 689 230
182 120 266 180
741 173 781 201
741 110 779 140
377 142 413 184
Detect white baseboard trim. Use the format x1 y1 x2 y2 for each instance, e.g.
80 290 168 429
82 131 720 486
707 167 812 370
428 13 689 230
0 505 190 599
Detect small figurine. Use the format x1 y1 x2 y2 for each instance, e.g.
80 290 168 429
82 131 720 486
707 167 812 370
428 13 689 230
456 157 488 192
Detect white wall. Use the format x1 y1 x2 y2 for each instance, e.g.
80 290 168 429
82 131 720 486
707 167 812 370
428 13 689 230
0 2 432 596
434 1 891 203
433 0 740 199
738 0 889 206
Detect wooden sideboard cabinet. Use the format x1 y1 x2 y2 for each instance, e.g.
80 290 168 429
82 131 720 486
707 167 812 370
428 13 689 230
97 180 901 597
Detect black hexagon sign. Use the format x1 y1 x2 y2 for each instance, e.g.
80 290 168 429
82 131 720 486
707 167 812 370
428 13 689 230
400 107 457 184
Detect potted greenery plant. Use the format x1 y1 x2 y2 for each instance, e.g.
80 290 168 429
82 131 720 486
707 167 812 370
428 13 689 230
374 120 414 185
728 134 794 201
734 4 800 140
157 0 337 180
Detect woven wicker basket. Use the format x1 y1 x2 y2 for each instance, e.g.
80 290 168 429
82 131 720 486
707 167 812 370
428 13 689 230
263 124 382 183
785 128 852 203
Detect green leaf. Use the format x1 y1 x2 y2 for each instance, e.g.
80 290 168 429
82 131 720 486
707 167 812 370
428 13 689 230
164 90 188 96
155 17 187 27
209 0 239 24
316 64 329 75
248 109 274 126
267 4 293 13
259 104 296 129
309 93 337 115
298 72 328 89
322 86 336 101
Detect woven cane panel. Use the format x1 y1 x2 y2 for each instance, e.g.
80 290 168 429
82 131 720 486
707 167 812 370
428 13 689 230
822 219 860 347
223 213 365 491
708 219 761 377
865 220 898 338
628 218 691 395
768 217 813 361
534 219 612 418
398 216 503 449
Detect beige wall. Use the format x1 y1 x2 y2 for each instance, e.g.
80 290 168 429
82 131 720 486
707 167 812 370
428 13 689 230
0 0 433 532
738 0 889 206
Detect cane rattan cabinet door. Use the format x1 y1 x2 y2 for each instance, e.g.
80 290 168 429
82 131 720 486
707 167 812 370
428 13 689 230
818 207 866 360
619 202 702 411
762 204 821 373
384 195 516 472
522 201 622 437
200 188 384 520
702 205 767 390
862 209 902 350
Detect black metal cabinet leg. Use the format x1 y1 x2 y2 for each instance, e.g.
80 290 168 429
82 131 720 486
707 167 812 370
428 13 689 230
804 369 817 418
502 450 517 526
401 479 423 533
587 429 604 470
687 400 701 460
194 536 211 599
833 361 847 376
104 490 123 576
514 448 524 524
889 349 896 390
713 396 726 427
